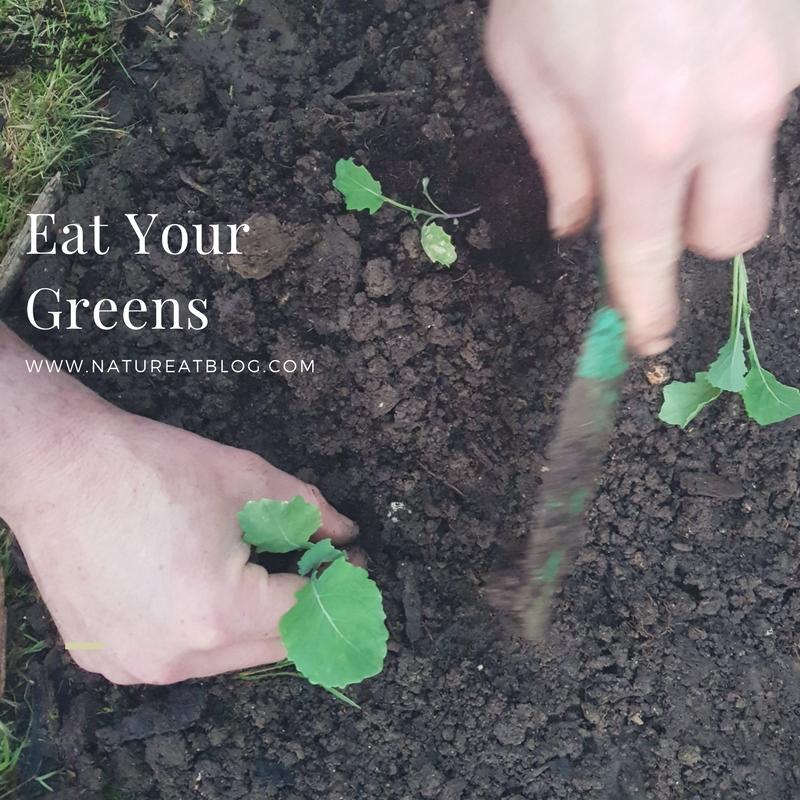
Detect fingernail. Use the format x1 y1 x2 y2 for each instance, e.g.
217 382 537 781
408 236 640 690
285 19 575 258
329 508 358 541
343 515 359 539
345 546 368 569
550 199 591 238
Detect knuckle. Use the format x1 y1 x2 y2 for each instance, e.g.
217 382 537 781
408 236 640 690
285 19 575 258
719 43 787 130
183 598 230 651
237 450 269 478
623 102 694 166
303 482 325 506
300 482 330 518
615 68 695 165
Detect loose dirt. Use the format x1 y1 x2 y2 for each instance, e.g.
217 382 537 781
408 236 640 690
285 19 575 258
6 2 800 798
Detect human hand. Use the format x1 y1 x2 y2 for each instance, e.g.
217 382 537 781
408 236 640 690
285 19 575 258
485 0 800 354
0 329 356 684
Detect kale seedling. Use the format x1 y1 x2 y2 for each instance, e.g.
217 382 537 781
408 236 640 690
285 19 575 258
238 496 388 703
332 157 480 267
660 253 800 427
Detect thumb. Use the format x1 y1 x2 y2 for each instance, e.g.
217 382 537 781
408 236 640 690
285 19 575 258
231 563 305 641
175 566 304 680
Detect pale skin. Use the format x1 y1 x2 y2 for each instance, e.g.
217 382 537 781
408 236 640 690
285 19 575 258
486 0 800 354
0 324 357 684
3 2 800 684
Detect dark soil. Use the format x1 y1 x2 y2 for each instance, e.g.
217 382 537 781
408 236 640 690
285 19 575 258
6 2 800 798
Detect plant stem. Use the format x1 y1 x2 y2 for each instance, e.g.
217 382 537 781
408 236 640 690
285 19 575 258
730 253 748 339
730 255 741 339
737 255 761 368
430 205 483 221
422 178 448 216
238 669 302 681
238 659 294 680
380 195 480 224
379 196 428 217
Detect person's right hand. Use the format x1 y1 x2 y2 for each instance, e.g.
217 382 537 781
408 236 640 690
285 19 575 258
485 0 800 354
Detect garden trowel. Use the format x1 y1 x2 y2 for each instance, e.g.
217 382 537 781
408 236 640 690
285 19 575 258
487 299 629 640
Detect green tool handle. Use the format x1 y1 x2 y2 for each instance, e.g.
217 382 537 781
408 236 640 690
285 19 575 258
522 305 628 638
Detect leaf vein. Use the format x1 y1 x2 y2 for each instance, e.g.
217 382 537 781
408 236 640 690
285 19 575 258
311 580 361 653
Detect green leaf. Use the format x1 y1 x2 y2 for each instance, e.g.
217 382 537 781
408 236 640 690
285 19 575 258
420 222 457 267
741 364 800 425
238 496 321 554
332 158 385 214
659 372 721 428
297 539 342 576
707 332 747 391
280 558 388 688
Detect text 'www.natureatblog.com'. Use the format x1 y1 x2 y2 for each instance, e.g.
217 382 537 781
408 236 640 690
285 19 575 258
24 358 315 376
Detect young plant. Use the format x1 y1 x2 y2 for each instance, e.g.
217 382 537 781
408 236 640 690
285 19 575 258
237 496 388 703
332 157 480 267
660 253 800 427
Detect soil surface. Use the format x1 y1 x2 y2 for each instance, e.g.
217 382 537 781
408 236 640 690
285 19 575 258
6 2 800 798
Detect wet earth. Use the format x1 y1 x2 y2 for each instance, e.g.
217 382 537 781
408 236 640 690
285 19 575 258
5 2 800 798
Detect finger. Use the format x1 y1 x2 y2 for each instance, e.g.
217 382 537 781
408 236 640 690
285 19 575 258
685 134 774 258
345 546 367 570
295 482 358 545
684 14 786 258
172 565 302 680
288 544 366 574
485 32 594 236
226 564 304 641
770 0 800 84
599 152 688 355
788 21 800 85
239 457 358 544
176 637 288 681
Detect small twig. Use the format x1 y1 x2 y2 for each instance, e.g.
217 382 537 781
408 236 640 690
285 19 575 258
341 90 415 106
417 461 466 499
111 50 136 85
178 168 211 195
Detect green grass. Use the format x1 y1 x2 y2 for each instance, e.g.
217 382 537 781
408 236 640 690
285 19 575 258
1 3 226 792
0 527 29 794
1 0 114 59
0 721 24 794
0 2 118 791
0 526 55 797
0 0 119 252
